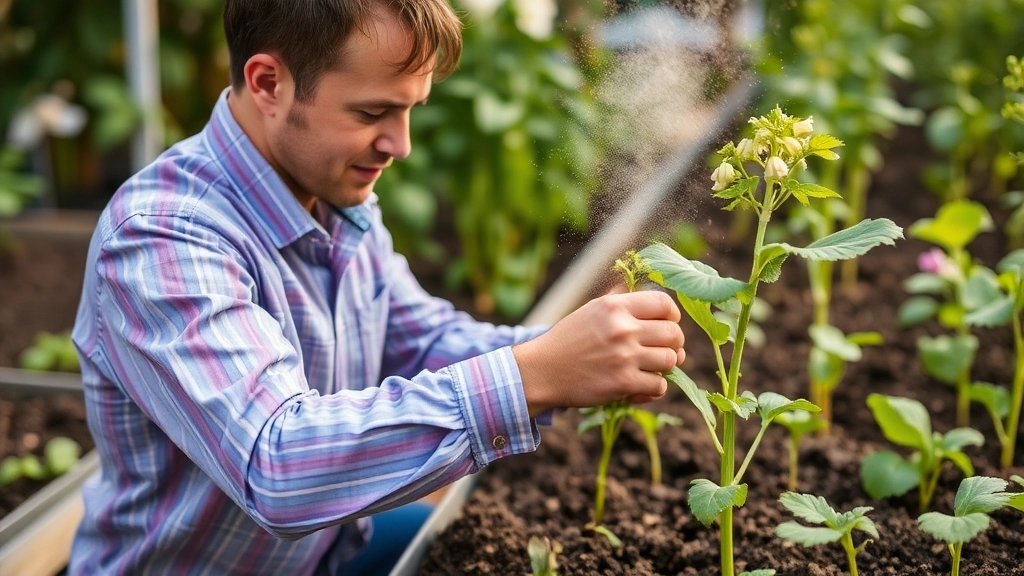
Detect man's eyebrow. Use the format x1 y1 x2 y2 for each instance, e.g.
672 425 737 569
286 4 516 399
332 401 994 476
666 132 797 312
350 98 429 109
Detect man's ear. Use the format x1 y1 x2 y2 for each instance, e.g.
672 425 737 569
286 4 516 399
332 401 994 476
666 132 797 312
243 53 291 118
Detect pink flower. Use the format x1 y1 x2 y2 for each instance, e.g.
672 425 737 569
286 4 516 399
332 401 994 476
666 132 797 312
917 248 958 279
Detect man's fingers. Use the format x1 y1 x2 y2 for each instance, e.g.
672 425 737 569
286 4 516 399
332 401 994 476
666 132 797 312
636 346 681 374
629 371 669 399
619 291 681 322
636 319 685 349
676 347 687 366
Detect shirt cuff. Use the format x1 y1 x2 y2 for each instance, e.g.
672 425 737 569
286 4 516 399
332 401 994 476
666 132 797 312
447 347 540 469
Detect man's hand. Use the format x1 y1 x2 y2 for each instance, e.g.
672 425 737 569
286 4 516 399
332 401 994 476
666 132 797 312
513 291 686 417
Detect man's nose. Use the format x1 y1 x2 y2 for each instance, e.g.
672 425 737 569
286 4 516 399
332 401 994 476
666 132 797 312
375 115 412 160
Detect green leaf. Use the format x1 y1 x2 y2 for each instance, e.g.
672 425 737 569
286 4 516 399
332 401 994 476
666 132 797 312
807 134 843 159
918 335 978 384
640 244 748 303
776 522 843 546
757 219 903 268
714 176 759 200
708 392 758 419
943 450 975 478
665 368 716 431
809 346 844 392
963 267 1003 312
861 450 921 499
473 92 524 134
778 492 837 525
866 394 932 449
0 457 22 485
968 383 1010 419
964 296 1014 327
775 410 827 437
788 182 841 200
757 392 820 423
44 437 81 476
997 249 1024 275
917 511 990 544
577 410 608 434
809 325 861 362
847 332 884 346
688 479 748 526
676 291 731 345
1009 475 1024 512
758 254 788 284
590 525 622 548
909 200 993 251
904 273 951 295
738 571 776 576
953 476 1011 516
940 427 985 452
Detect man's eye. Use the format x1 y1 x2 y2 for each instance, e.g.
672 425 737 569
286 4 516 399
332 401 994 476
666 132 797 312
359 110 385 120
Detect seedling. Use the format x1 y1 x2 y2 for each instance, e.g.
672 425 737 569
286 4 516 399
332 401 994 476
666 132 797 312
627 408 682 485
775 410 826 490
19 330 80 373
640 107 901 576
897 199 997 426
963 248 1024 468
917 475 1024 576
775 492 877 576
807 324 883 433
527 536 562 576
578 401 630 535
860 393 983 512
0 436 82 484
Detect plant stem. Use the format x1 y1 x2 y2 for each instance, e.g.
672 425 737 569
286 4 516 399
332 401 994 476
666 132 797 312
955 322 971 428
950 543 962 576
1003 302 1024 469
840 164 869 287
733 423 770 486
644 429 661 485
788 435 799 491
593 417 623 525
841 532 859 576
920 463 942 513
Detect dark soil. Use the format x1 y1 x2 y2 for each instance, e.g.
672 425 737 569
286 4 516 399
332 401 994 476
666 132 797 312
419 124 1024 575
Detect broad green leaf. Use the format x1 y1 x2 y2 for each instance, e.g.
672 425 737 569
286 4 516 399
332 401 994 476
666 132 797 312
775 522 843 546
851 515 880 539
861 450 921 499
963 268 1003 312
953 476 1011 516
778 492 836 525
964 296 1014 327
44 437 81 476
676 291 730 345
758 254 788 284
665 368 716 431
708 392 758 419
688 479 748 526
577 410 608 434
904 273 950 295
909 200 993 251
941 427 985 452
968 383 1010 419
757 392 819 423
715 176 759 201
917 511 990 544
640 243 748 303
943 450 975 478
997 249 1024 275
918 334 978 385
788 182 841 200
1009 475 1024 512
757 218 903 269
807 134 843 159
866 394 932 449
809 324 861 361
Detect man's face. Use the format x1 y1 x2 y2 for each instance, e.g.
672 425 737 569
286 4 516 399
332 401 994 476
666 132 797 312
266 12 432 210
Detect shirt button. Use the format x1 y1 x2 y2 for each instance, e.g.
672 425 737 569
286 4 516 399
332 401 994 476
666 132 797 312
491 435 508 450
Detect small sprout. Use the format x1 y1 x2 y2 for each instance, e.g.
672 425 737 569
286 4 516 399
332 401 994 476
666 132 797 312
860 394 983 512
0 457 22 484
45 436 82 476
775 410 827 490
776 492 876 576
917 475 1024 576
19 454 47 480
627 408 682 485
0 437 82 485
527 536 562 576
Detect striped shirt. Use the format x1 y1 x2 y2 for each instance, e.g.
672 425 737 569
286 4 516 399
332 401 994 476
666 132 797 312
68 90 544 575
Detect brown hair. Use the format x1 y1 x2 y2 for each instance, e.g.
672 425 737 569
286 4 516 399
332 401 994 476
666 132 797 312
224 0 463 102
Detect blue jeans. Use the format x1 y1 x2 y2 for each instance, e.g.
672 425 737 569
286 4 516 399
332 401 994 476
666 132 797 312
319 502 433 576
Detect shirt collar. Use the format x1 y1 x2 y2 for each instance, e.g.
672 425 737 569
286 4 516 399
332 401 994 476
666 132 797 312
202 89 372 247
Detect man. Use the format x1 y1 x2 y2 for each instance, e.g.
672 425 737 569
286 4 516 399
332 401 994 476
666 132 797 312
68 1 685 574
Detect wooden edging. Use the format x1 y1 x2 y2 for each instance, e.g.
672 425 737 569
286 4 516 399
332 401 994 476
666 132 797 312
387 72 758 576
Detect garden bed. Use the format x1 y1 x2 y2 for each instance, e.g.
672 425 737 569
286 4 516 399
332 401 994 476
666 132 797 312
417 125 1024 575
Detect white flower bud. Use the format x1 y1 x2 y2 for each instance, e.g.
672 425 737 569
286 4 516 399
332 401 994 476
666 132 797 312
765 156 789 180
792 116 814 137
736 138 757 161
711 162 738 192
780 137 803 159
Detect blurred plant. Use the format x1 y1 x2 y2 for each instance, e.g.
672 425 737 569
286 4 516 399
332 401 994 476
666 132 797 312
577 400 628 546
527 535 562 576
758 0 924 285
378 0 602 319
775 492 877 576
640 107 902 576
775 409 825 491
897 200 998 426
860 393 983 513
893 0 1024 201
627 408 682 486
917 475 1024 576
0 145 42 216
962 249 1024 468
19 330 80 373
0 436 81 485
1001 55 1024 252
